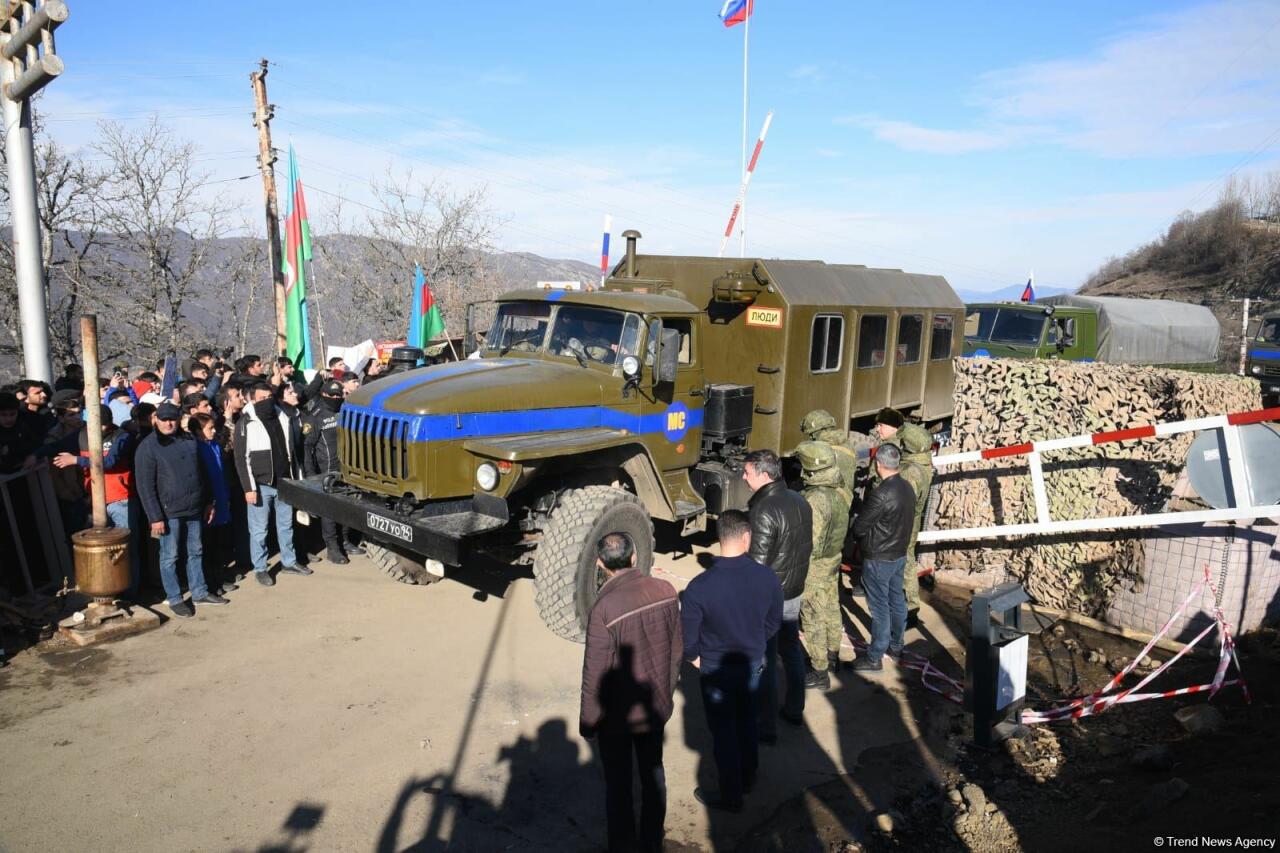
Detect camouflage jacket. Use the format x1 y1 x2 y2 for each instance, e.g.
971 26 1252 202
803 467 852 567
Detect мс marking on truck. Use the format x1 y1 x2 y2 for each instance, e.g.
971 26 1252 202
280 231 963 642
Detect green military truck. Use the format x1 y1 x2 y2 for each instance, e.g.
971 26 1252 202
1245 311 1280 404
963 294 1220 369
280 233 963 641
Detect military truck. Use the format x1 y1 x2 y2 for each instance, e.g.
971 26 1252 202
963 294 1220 369
280 233 963 641
1245 311 1280 404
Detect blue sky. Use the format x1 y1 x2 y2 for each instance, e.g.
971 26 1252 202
41 0 1280 293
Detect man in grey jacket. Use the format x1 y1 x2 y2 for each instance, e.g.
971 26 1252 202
233 382 308 586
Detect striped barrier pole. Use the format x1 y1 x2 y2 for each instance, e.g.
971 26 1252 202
717 110 773 258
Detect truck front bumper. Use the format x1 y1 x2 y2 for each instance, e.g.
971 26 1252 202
278 476 508 565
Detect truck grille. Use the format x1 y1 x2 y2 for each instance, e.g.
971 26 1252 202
339 407 416 486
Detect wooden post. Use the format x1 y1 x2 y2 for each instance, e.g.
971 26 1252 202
80 315 107 529
250 58 287 356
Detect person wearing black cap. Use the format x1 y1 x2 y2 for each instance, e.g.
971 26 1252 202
302 378 363 564
134 401 226 617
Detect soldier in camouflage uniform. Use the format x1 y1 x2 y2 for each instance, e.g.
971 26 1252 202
874 408 934 627
794 441 853 691
799 409 863 493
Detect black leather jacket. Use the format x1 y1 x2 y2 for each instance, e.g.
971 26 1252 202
747 479 813 599
853 474 916 561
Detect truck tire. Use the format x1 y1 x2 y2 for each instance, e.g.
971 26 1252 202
532 485 654 643
365 541 440 586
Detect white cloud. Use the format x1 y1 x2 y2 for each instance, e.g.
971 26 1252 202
789 64 826 83
839 116 1015 154
858 0 1280 158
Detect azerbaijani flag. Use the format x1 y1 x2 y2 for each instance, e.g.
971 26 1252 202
407 264 446 349
1020 277 1035 303
719 0 753 27
281 143 313 370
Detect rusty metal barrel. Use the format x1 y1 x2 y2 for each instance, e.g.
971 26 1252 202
71 527 131 600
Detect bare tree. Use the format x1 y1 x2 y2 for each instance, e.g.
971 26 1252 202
316 169 499 342
0 120 109 369
92 117 234 364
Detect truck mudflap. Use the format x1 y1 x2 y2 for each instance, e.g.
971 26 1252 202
278 476 508 566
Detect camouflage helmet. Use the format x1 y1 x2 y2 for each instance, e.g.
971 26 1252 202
794 440 837 473
801 409 838 436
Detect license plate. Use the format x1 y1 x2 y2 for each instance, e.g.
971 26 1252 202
366 512 413 543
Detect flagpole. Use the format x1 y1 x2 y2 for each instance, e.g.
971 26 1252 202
739 2 749 258
309 255 327 370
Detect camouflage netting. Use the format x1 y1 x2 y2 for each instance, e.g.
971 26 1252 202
931 357 1261 615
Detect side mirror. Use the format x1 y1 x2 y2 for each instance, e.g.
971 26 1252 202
656 328 680 384
1061 318 1077 348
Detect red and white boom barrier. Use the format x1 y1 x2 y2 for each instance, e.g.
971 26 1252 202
917 406 1280 543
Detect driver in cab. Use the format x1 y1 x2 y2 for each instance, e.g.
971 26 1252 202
555 314 618 364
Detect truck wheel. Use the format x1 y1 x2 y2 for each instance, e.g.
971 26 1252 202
365 541 440 586
532 485 654 643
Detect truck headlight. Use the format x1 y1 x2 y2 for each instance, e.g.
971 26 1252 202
476 462 499 491
1252 365 1262 375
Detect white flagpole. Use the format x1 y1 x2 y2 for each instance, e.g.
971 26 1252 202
739 3 750 257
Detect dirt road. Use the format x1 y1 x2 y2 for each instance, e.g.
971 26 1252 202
0 546 965 852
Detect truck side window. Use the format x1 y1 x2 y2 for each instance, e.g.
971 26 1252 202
896 314 923 364
857 315 888 369
810 314 843 373
661 318 693 364
930 314 954 360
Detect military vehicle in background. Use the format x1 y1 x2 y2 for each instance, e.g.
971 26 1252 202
1245 311 1280 404
963 294 1220 369
281 232 963 641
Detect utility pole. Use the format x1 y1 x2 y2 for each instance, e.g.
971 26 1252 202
250 58 286 356
1238 297 1251 377
2 1 69 382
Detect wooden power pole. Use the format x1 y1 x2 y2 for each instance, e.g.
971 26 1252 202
250 58 287 355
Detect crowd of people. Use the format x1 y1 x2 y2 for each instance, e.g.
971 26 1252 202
577 406 933 852
0 349 389 617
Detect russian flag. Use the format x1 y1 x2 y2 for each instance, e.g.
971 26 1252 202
1020 278 1035 303
719 0 753 27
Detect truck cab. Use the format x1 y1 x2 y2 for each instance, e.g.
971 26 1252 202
1247 312 1280 403
963 302 1097 361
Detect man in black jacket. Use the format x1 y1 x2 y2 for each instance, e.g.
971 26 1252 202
742 448 812 737
134 402 226 617
302 380 364 564
851 443 916 672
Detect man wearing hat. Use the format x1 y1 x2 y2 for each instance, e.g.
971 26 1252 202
134 401 226 617
794 441 852 691
303 379 364 564
874 407 933 628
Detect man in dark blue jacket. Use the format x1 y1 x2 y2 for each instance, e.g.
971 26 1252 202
681 510 783 813
134 402 225 617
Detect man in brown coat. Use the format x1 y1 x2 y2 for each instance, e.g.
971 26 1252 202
579 532 682 853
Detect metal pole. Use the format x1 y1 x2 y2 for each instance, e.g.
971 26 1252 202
308 255 326 367
80 314 106 528
250 59 287 356
1239 297 1250 377
739 3 749 258
2 53 51 382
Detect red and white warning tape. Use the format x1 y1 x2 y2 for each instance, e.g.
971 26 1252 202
841 632 965 705
931 405 1280 468
1020 563 1250 724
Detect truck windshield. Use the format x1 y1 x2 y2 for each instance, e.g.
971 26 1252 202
964 308 997 341
989 310 1047 345
488 302 552 354
1257 318 1280 345
549 305 629 365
